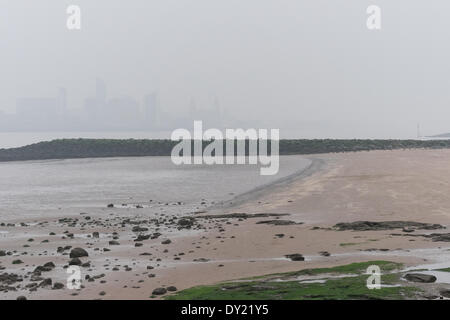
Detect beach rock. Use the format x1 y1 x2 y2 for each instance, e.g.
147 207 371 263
52 282 64 290
69 258 82 266
92 232 99 238
404 273 437 283
167 286 177 292
152 287 167 295
256 220 300 226
12 259 23 264
69 248 89 258
178 218 194 229
132 226 148 232
0 273 23 284
151 233 162 239
196 213 289 220
285 254 305 261
440 289 450 298
428 233 450 242
16 296 27 300
34 262 55 273
39 278 52 287
135 234 150 241
399 233 450 242
109 240 120 245
319 251 331 257
0 250 6 257
107 204 114 208
334 221 444 232
161 239 171 245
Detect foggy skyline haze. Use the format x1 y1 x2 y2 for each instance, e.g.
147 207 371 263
1 0 449 139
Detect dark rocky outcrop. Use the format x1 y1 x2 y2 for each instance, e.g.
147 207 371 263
334 221 444 232
427 233 450 242
257 220 301 226
196 213 289 220
404 273 437 283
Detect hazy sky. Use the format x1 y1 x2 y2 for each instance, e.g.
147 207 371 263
0 0 449 138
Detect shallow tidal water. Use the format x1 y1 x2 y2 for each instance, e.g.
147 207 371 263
0 155 311 221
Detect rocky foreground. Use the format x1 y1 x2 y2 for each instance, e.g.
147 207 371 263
1 206 450 299
2 149 450 300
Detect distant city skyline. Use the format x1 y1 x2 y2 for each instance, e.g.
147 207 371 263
0 78 235 132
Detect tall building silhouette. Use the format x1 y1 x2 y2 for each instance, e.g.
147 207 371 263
143 92 158 128
96 78 106 108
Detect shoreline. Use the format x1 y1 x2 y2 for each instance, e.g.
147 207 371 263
1 149 450 299
214 157 326 210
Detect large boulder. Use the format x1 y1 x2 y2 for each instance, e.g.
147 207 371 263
69 247 88 258
152 287 167 295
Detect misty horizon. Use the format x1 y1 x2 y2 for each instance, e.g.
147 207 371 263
1 1 450 138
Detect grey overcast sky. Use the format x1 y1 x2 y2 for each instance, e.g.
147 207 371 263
0 0 448 138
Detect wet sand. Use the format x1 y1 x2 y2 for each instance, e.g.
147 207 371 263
1 149 450 299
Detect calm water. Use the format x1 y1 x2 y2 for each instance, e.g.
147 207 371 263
0 156 311 221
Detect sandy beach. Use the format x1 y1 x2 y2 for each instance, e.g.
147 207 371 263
1 149 450 299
